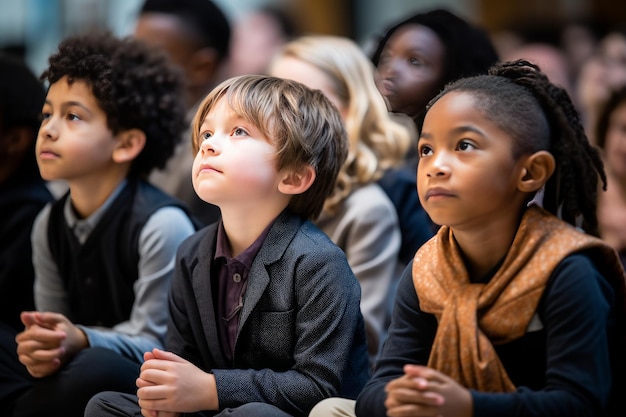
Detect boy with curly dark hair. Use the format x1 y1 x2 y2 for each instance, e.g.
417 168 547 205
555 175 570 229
0 31 197 417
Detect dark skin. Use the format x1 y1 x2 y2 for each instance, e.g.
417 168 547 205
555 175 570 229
384 91 555 416
134 12 219 109
375 24 446 120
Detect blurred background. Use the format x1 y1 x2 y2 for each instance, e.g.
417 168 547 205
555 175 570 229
1 0 625 77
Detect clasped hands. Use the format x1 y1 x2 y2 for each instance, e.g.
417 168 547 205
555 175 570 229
384 364 473 417
136 348 218 417
15 311 88 378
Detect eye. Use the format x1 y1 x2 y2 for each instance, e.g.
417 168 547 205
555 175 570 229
418 144 433 158
233 127 248 136
67 113 81 121
408 57 423 66
202 131 212 141
457 140 476 152
39 112 51 122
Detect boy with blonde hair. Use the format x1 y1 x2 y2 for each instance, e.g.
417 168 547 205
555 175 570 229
86 75 370 417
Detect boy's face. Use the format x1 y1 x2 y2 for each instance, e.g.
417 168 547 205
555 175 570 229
192 97 286 211
417 91 527 230
36 76 117 183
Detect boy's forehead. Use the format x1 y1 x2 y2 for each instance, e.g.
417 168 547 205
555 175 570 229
46 76 96 106
204 97 237 121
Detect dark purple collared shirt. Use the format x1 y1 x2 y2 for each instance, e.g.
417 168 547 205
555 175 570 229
213 219 274 362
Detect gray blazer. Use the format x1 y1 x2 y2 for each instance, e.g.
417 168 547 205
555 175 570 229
167 210 370 416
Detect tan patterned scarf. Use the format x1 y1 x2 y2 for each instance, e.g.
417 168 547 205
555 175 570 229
413 205 626 392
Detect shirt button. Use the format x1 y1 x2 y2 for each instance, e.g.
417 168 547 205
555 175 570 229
233 273 241 283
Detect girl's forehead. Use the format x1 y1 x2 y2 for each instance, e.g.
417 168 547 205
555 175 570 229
387 24 443 52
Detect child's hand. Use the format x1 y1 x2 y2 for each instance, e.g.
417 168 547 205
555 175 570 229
137 348 217 415
385 364 472 417
385 366 444 416
15 311 87 377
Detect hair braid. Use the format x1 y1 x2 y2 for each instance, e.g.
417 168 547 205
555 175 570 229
491 60 606 236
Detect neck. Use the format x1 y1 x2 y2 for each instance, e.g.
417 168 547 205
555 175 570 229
220 203 287 257
68 171 128 218
450 209 524 281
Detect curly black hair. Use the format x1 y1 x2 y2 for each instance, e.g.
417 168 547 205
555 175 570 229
427 60 606 236
40 31 187 178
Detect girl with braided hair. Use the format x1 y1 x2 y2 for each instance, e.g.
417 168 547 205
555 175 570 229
311 60 626 417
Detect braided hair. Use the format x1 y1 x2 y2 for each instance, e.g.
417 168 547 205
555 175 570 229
427 60 606 236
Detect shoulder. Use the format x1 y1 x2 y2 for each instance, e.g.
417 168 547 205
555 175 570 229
340 183 398 222
542 253 616 317
176 222 218 258
281 218 352 269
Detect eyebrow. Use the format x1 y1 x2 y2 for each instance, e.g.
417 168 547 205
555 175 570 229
419 125 485 141
44 99 93 116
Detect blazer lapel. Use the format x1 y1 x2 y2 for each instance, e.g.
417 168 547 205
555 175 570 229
192 228 228 368
237 211 301 333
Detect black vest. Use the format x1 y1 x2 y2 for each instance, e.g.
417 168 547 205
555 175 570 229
47 180 196 327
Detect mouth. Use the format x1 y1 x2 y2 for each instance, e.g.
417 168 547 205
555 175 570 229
197 164 222 175
38 150 60 160
379 79 396 96
425 188 455 201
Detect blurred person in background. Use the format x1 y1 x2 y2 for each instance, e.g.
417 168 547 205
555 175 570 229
576 29 626 144
134 0 231 226
227 5 298 77
269 35 411 364
369 9 499 266
595 85 626 267
0 53 53 333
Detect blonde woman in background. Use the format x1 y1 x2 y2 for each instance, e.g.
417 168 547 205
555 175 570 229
269 35 412 364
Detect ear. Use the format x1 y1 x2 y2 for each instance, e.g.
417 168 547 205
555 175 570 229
278 165 316 195
517 150 556 193
112 129 146 164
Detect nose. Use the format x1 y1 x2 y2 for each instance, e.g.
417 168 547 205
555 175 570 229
378 57 398 79
38 116 58 141
426 151 451 178
199 133 221 155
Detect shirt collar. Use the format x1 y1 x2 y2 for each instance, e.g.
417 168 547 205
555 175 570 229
64 180 127 243
214 218 276 268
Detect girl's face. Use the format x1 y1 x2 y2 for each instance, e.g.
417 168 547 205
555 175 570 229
604 101 626 179
269 56 348 120
375 23 445 119
192 97 285 211
36 77 118 184
417 91 528 230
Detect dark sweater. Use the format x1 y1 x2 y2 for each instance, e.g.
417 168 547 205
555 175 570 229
356 254 621 417
47 180 193 327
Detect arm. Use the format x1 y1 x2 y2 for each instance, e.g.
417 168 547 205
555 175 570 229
471 254 614 417
78 206 196 362
32 204 71 316
355 261 437 417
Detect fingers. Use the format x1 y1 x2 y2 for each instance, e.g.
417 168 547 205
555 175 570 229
20 311 37 328
151 348 184 363
385 371 446 417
